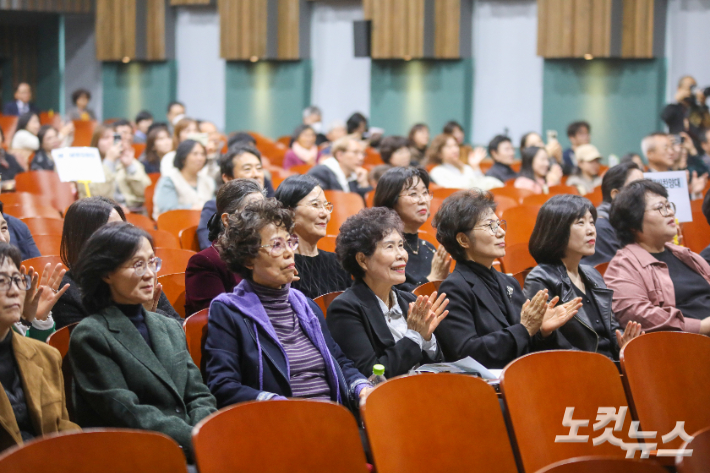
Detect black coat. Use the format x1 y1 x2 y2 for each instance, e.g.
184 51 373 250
523 263 621 359
307 165 372 199
326 280 444 378
434 261 533 369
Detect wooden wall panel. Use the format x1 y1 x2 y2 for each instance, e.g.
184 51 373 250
0 25 38 97
278 0 300 60
219 0 267 60
371 0 424 59
146 0 166 60
96 0 136 61
0 0 92 12
434 0 460 59
363 0 372 20
170 0 211 4
621 0 654 58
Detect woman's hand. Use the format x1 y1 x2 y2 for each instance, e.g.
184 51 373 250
358 386 374 406
546 163 563 187
615 321 644 349
520 289 548 336
468 146 487 171
143 281 162 313
539 296 582 337
406 291 449 341
21 263 70 323
119 145 135 168
427 245 452 281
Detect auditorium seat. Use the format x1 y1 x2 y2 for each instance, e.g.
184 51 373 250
549 184 581 195
192 400 368 473
46 322 78 421
157 209 201 241
490 186 535 204
493 194 518 218
522 193 554 207
680 211 710 254
365 191 375 208
324 190 365 235
363 147 383 166
513 269 532 288
289 163 314 175
21 255 66 272
536 456 667 473
125 213 156 231
21 217 64 236
501 241 536 275
432 187 463 200
3 204 62 220
594 262 609 277
183 308 208 371
0 115 18 143
144 183 156 220
71 120 96 147
14 171 75 212
0 192 52 208
586 186 603 206
363 374 518 473
501 205 540 246
147 229 181 249
314 291 343 316
157 272 186 318
317 235 337 253
676 426 710 473
179 225 200 252
33 234 62 256
417 228 438 247
155 248 195 276
0 430 186 473
412 280 442 297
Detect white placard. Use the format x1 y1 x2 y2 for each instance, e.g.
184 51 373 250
643 171 692 222
52 147 106 184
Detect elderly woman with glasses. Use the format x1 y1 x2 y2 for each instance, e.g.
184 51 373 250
605 180 710 335
69 223 217 460
373 167 451 291
432 190 581 369
274 175 352 299
203 199 371 410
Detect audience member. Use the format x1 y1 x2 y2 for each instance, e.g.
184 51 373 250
154 139 215 219
30 125 58 171
368 164 391 188
10 112 41 153
485 135 518 183
346 112 368 139
274 175 351 299
408 123 429 165
702 190 710 264
204 199 371 408
520 131 564 167
112 119 134 147
283 125 319 170
565 144 603 195
0 202 39 261
661 75 710 150
66 89 95 121
327 207 447 377
326 120 347 145
186 179 264 315
581 162 644 267
374 167 451 291
379 136 412 167
160 117 199 175
0 242 78 452
0 127 25 184
432 190 580 368
562 121 591 175
133 110 153 144
515 146 562 194
621 152 645 170
525 195 642 360
139 125 173 174
443 121 465 145
308 135 371 198
53 197 179 330
428 133 502 190
3 83 38 116
166 101 186 129
606 180 710 335
302 105 327 145
69 222 217 460
643 132 707 198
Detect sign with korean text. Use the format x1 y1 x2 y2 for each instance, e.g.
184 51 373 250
52 147 106 183
643 171 692 222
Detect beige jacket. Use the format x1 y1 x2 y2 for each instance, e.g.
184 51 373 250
79 159 151 209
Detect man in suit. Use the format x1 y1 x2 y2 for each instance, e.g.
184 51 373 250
3 83 39 116
307 135 372 199
0 203 40 261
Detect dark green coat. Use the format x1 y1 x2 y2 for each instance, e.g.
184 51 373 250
68 306 216 458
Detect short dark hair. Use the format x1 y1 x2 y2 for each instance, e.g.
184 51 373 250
488 134 511 157
173 139 204 170
71 88 91 105
219 143 261 178
601 162 641 203
374 167 430 209
567 121 591 138
519 132 538 151
443 121 463 135
518 146 544 180
135 110 153 124
274 174 322 209
61 197 126 269
335 207 403 280
346 113 368 134
379 136 410 164
147 122 169 135
432 190 496 262
16 112 38 133
208 179 265 242
528 195 598 265
0 242 22 272
620 153 643 165
167 101 184 113
37 125 55 148
74 222 153 314
227 132 256 148
610 180 668 247
217 199 294 279
112 119 131 130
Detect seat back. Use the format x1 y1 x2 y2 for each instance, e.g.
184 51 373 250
0 192 53 208
594 261 609 277
316 235 337 253
15 171 75 212
20 217 64 236
490 186 535 204
412 280 442 297
157 273 186 318
183 309 208 370
681 211 710 254
148 229 181 249
0 115 18 143
548 184 581 195
289 163 314 175
501 351 636 473
155 248 195 276
493 194 519 218
0 429 186 473
71 120 96 147
501 242 536 275
586 186 603 206
676 426 710 473
22 255 67 272
324 190 365 235
46 323 79 421
125 213 156 231
537 456 667 473
157 209 201 240
179 225 200 252
4 204 62 219
521 193 553 207
314 290 343 317
620 332 710 451
432 187 464 200
33 234 62 256
501 205 541 246
144 183 156 222
192 401 368 473
513 268 532 288
363 374 517 473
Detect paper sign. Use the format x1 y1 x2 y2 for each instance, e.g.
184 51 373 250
52 147 106 183
643 171 692 222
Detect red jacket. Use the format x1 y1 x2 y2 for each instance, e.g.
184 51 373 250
185 245 240 316
604 243 709 333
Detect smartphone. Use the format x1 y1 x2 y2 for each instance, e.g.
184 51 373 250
113 133 122 145
546 130 558 142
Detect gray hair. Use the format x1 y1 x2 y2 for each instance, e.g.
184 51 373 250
303 106 322 120
641 132 667 159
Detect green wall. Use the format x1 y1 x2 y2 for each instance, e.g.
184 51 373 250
370 59 473 137
102 61 177 121
225 60 312 138
35 15 61 112
542 58 666 160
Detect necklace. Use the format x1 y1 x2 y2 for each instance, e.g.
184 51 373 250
404 238 420 255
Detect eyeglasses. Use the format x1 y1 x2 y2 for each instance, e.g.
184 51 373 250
122 257 162 277
399 190 433 203
0 274 31 292
261 235 299 257
298 201 334 213
474 219 507 235
647 202 676 218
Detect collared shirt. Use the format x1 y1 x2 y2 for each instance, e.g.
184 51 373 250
16 100 29 115
375 290 438 357
321 156 353 192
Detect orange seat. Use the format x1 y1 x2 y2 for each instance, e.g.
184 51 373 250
317 235 337 253
183 308 208 371
192 401 368 473
681 211 710 254
412 280 442 297
14 171 75 212
179 225 200 252
501 205 540 246
501 351 639 473
144 183 156 220
501 241 537 275
537 456 667 473
0 429 186 473
0 192 53 208
289 163 314 175
620 333 710 453
20 217 64 236
46 322 78 420
314 291 343 316
549 184 581 195
522 193 553 207
157 209 201 240
125 212 156 231
249 131 288 167
363 374 518 473
21 255 67 272
586 186 603 206
39 111 56 126
71 120 96 147
157 272 186 318
479 159 494 173
676 426 710 473
147 172 161 186
0 115 18 143
132 143 146 157
3 204 62 219
363 147 384 166
33 234 62 256
690 198 703 214
512 268 532 288
277 135 291 147
155 248 195 276
493 194 518 218
490 186 535 204
510 161 522 172
432 187 464 200
417 228 438 248
324 190 365 235
147 229 181 249
594 261 609 277
365 191 375 208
